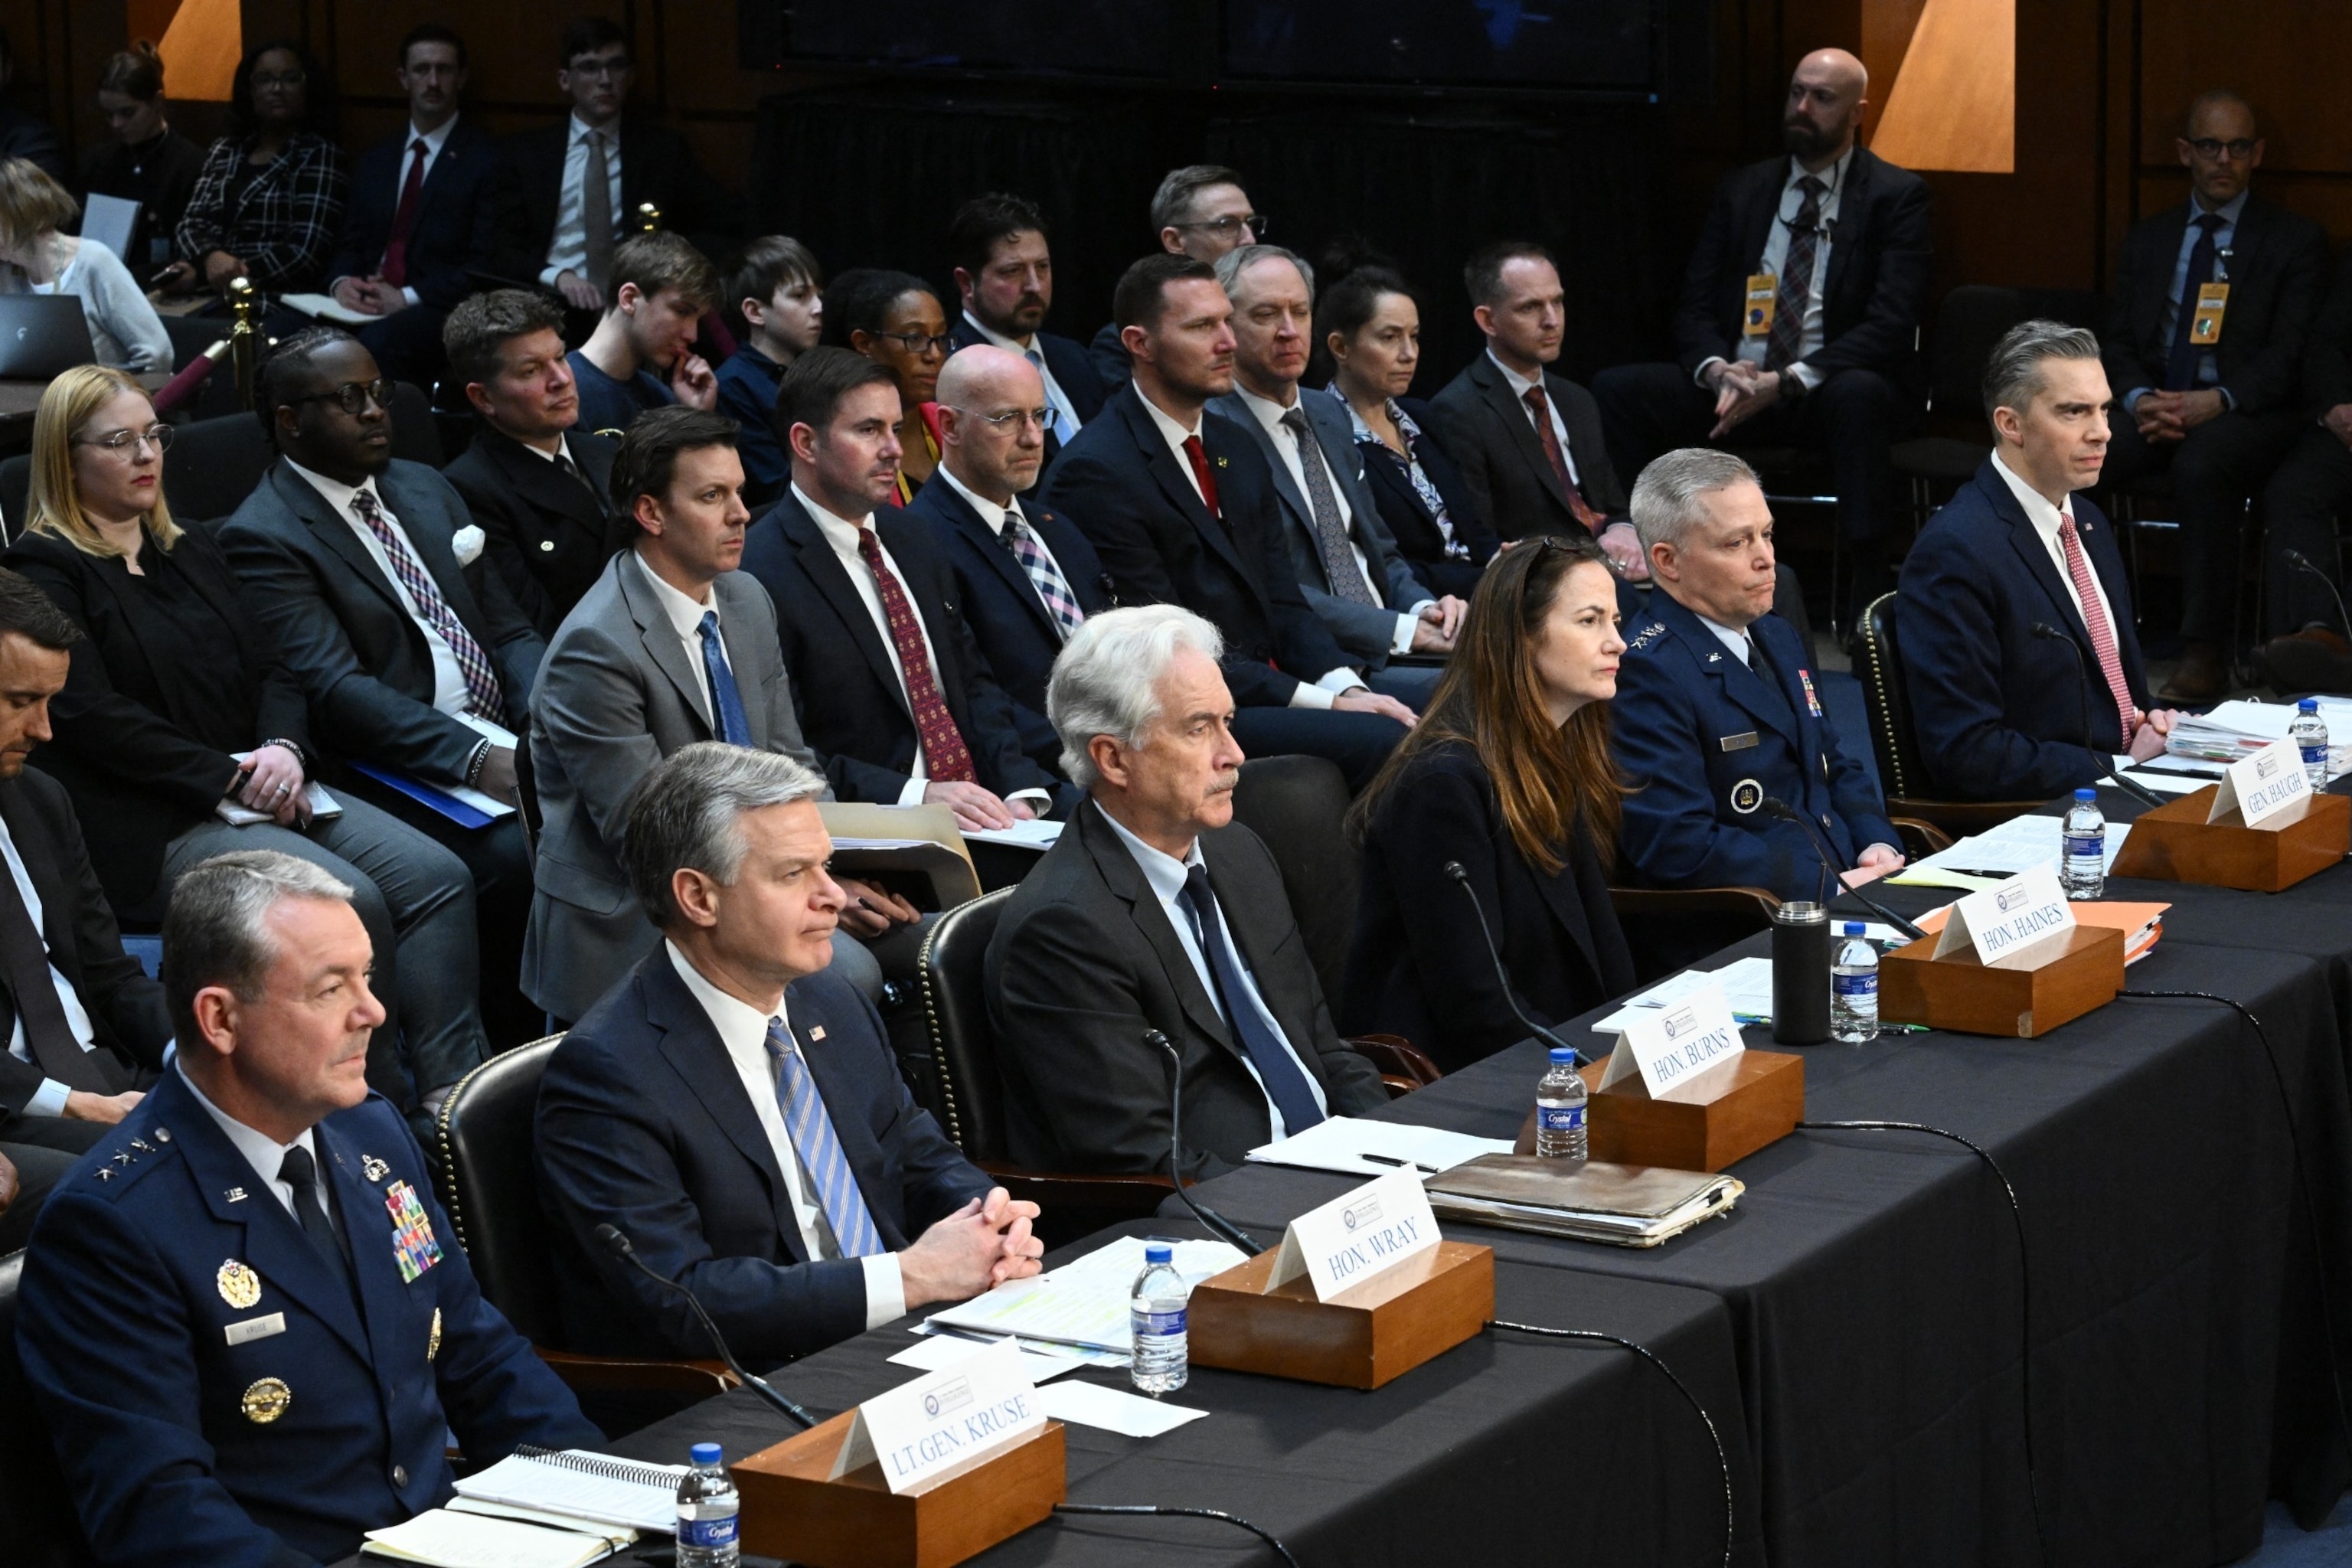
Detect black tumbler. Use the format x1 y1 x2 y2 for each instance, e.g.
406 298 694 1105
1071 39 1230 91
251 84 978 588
1772 900 1831 1045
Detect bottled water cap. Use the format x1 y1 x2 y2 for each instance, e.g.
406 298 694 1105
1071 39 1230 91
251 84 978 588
691 1442 722 1466
2301 697 2320 712
1144 1243 1172 1265
1844 922 1866 936
2074 787 2095 801
1548 1046 1574 1063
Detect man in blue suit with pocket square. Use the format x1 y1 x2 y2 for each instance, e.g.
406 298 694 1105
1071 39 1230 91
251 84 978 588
534 743 1043 1364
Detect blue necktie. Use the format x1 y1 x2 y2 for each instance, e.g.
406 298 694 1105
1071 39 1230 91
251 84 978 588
2164 213 2226 391
697 611 751 746
1176 863 1325 1135
766 1018 884 1258
1027 348 1078 444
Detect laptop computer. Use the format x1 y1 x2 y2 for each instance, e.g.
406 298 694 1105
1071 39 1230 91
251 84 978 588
0 294 96 379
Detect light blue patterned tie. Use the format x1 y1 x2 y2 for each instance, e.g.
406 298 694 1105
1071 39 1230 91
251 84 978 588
765 1018 883 1258
1026 348 1078 443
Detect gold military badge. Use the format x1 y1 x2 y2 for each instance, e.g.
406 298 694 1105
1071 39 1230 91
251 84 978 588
216 1259 262 1311
240 1377 292 1424
426 1307 443 1363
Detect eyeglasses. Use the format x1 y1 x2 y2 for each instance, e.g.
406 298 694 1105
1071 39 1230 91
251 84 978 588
955 406 1055 433
1172 214 1268 240
250 70 307 91
291 379 395 416
74 423 172 456
2187 137 2258 160
873 330 956 358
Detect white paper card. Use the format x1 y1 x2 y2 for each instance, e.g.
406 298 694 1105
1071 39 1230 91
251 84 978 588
1935 865 2075 969
1036 1380 1210 1438
1599 980 1745 1096
887 1334 1088 1382
2210 737 2311 828
829 1340 1044 1493
1265 1168 1439 1302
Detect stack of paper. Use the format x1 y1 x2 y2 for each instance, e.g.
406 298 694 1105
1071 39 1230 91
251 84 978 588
923 1236 1246 1356
2167 699 2352 778
361 1505 625 1567
1910 815 2132 879
1245 1116 1513 1178
452 1449 684 1534
1589 956 1774 1034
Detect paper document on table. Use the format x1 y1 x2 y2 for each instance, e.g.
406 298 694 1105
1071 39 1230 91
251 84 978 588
924 1236 1246 1354
452 1449 684 1534
1246 1115 1513 1178
2167 698 2352 776
1915 815 2129 877
361 1507 621 1567
963 818 1063 850
1589 955 1773 1034
279 290 380 326
887 1334 1088 1380
1037 1379 1210 1437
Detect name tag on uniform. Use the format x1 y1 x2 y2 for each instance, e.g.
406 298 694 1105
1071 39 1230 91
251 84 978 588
1743 273 1777 337
225 1312 286 1346
1719 731 1759 752
2191 281 2229 345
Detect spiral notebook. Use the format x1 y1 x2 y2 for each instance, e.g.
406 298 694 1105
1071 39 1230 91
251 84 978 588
451 1447 689 1534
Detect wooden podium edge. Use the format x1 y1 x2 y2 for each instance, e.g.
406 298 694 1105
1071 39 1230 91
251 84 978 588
2109 786 2349 892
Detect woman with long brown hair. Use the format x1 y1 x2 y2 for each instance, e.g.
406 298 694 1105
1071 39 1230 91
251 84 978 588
1342 534 1637 1069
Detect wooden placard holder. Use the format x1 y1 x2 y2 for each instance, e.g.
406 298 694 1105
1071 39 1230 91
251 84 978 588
1879 923 2124 1037
730 1413 1065 1568
1187 1238 1493 1389
1547 1050 1805 1174
2107 786 2349 892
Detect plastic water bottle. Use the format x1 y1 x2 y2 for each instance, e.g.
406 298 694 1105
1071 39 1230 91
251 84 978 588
1831 922 1880 1044
1129 1243 1189 1395
675 1442 740 1567
1535 1046 1588 1161
2060 787 2105 900
2292 698 2331 792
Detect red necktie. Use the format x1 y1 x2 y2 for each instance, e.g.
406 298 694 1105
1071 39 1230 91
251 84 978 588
856 527 976 783
380 137 427 289
1522 385 1606 535
1181 434 1221 520
2058 511 2138 746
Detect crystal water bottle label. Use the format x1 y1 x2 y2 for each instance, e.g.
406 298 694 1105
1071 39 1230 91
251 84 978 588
1131 1305 1187 1338
1834 972 1877 998
2063 830 2102 861
680 1515 740 1550
1536 1104 1585 1132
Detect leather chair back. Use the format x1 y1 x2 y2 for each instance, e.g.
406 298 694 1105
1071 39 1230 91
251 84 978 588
1227 754 1358 1004
0 1252 90 1566
433 1037 563 1342
917 887 1017 1161
1855 590 1930 799
162 412 273 524
387 380 445 468
0 453 26 544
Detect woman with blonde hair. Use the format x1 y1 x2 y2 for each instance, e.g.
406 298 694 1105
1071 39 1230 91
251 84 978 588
2 366 492 1131
1343 534 1638 1069
0 156 172 370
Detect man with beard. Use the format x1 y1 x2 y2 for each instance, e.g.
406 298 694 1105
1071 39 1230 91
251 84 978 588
946 193 1106 479
1595 46 1931 610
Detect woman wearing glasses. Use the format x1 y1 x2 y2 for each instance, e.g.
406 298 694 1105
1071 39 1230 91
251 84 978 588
0 158 172 371
3 366 495 1132
824 268 953 504
1343 534 1636 1070
161 39 345 299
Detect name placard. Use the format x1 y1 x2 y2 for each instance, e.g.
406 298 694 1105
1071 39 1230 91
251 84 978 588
830 1339 1044 1494
1266 1168 1439 1302
1935 865 2076 969
2210 737 2311 829
1599 981 1746 1098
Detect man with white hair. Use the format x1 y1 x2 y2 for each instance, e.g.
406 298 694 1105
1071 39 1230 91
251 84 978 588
985 606 1387 1178
1613 448 1900 901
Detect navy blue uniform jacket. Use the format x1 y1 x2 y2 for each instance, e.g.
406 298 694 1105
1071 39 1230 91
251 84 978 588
15 1072 594 1568
1899 459 2151 801
534 957 990 1364
1615 590 1896 899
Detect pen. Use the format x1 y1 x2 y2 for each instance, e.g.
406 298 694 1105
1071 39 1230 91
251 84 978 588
1361 1153 1439 1174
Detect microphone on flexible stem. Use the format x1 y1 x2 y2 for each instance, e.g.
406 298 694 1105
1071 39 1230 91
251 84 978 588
1143 1031 1262 1255
595 1223 816 1429
2027 622 2168 810
2283 548 2352 641
1759 797 1929 942
1442 861 1585 1067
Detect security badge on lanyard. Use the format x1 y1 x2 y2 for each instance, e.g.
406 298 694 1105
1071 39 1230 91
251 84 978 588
2193 250 2232 347
1743 273 1777 337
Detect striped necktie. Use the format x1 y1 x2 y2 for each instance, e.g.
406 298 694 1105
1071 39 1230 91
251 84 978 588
348 487 505 718
1002 508 1083 641
2058 512 2139 745
766 1018 883 1258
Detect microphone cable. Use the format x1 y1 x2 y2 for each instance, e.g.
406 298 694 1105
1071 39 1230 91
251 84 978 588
1793 1119 2050 1566
1486 1320 1734 1568
1053 1502 1299 1566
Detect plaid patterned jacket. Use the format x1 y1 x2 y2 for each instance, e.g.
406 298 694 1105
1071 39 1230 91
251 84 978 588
175 132 348 292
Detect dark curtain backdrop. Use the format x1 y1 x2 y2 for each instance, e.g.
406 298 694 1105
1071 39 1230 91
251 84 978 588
752 87 1676 390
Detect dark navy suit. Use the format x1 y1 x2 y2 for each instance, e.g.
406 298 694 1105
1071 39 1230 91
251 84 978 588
901 477 1112 779
1899 459 2151 802
16 1071 596 1568
534 956 990 1364
322 119 503 383
1615 589 1896 900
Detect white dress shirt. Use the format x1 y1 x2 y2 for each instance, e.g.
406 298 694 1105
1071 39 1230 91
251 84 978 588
666 942 905 1331
178 1063 330 1230
1097 811 1328 1140
332 116 459 307
284 460 470 718
788 486 1050 810
960 311 1082 440
633 550 727 724
2 812 102 1119
1990 450 2120 635
1696 611 1758 668
541 115 626 286
1700 146 1852 391
1132 393 1363 704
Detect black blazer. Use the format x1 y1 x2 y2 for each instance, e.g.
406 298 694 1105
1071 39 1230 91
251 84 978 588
1039 384 1357 708
218 459 544 786
1425 354 1627 542
900 477 1112 779
4 527 309 910
1343 742 1635 1071
986 800 1390 1177
1671 146 1933 384
441 426 619 638
2103 194 2328 416
737 493 1063 807
0 769 172 1118
325 118 504 312
77 129 207 270
945 317 1109 470
535 956 988 1363
1351 394 1500 598
2301 241 2352 416
494 113 735 280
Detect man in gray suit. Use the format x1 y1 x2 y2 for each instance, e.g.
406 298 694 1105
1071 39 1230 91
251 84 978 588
985 605 1387 1178
526 407 911 1024
1208 245 1461 711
